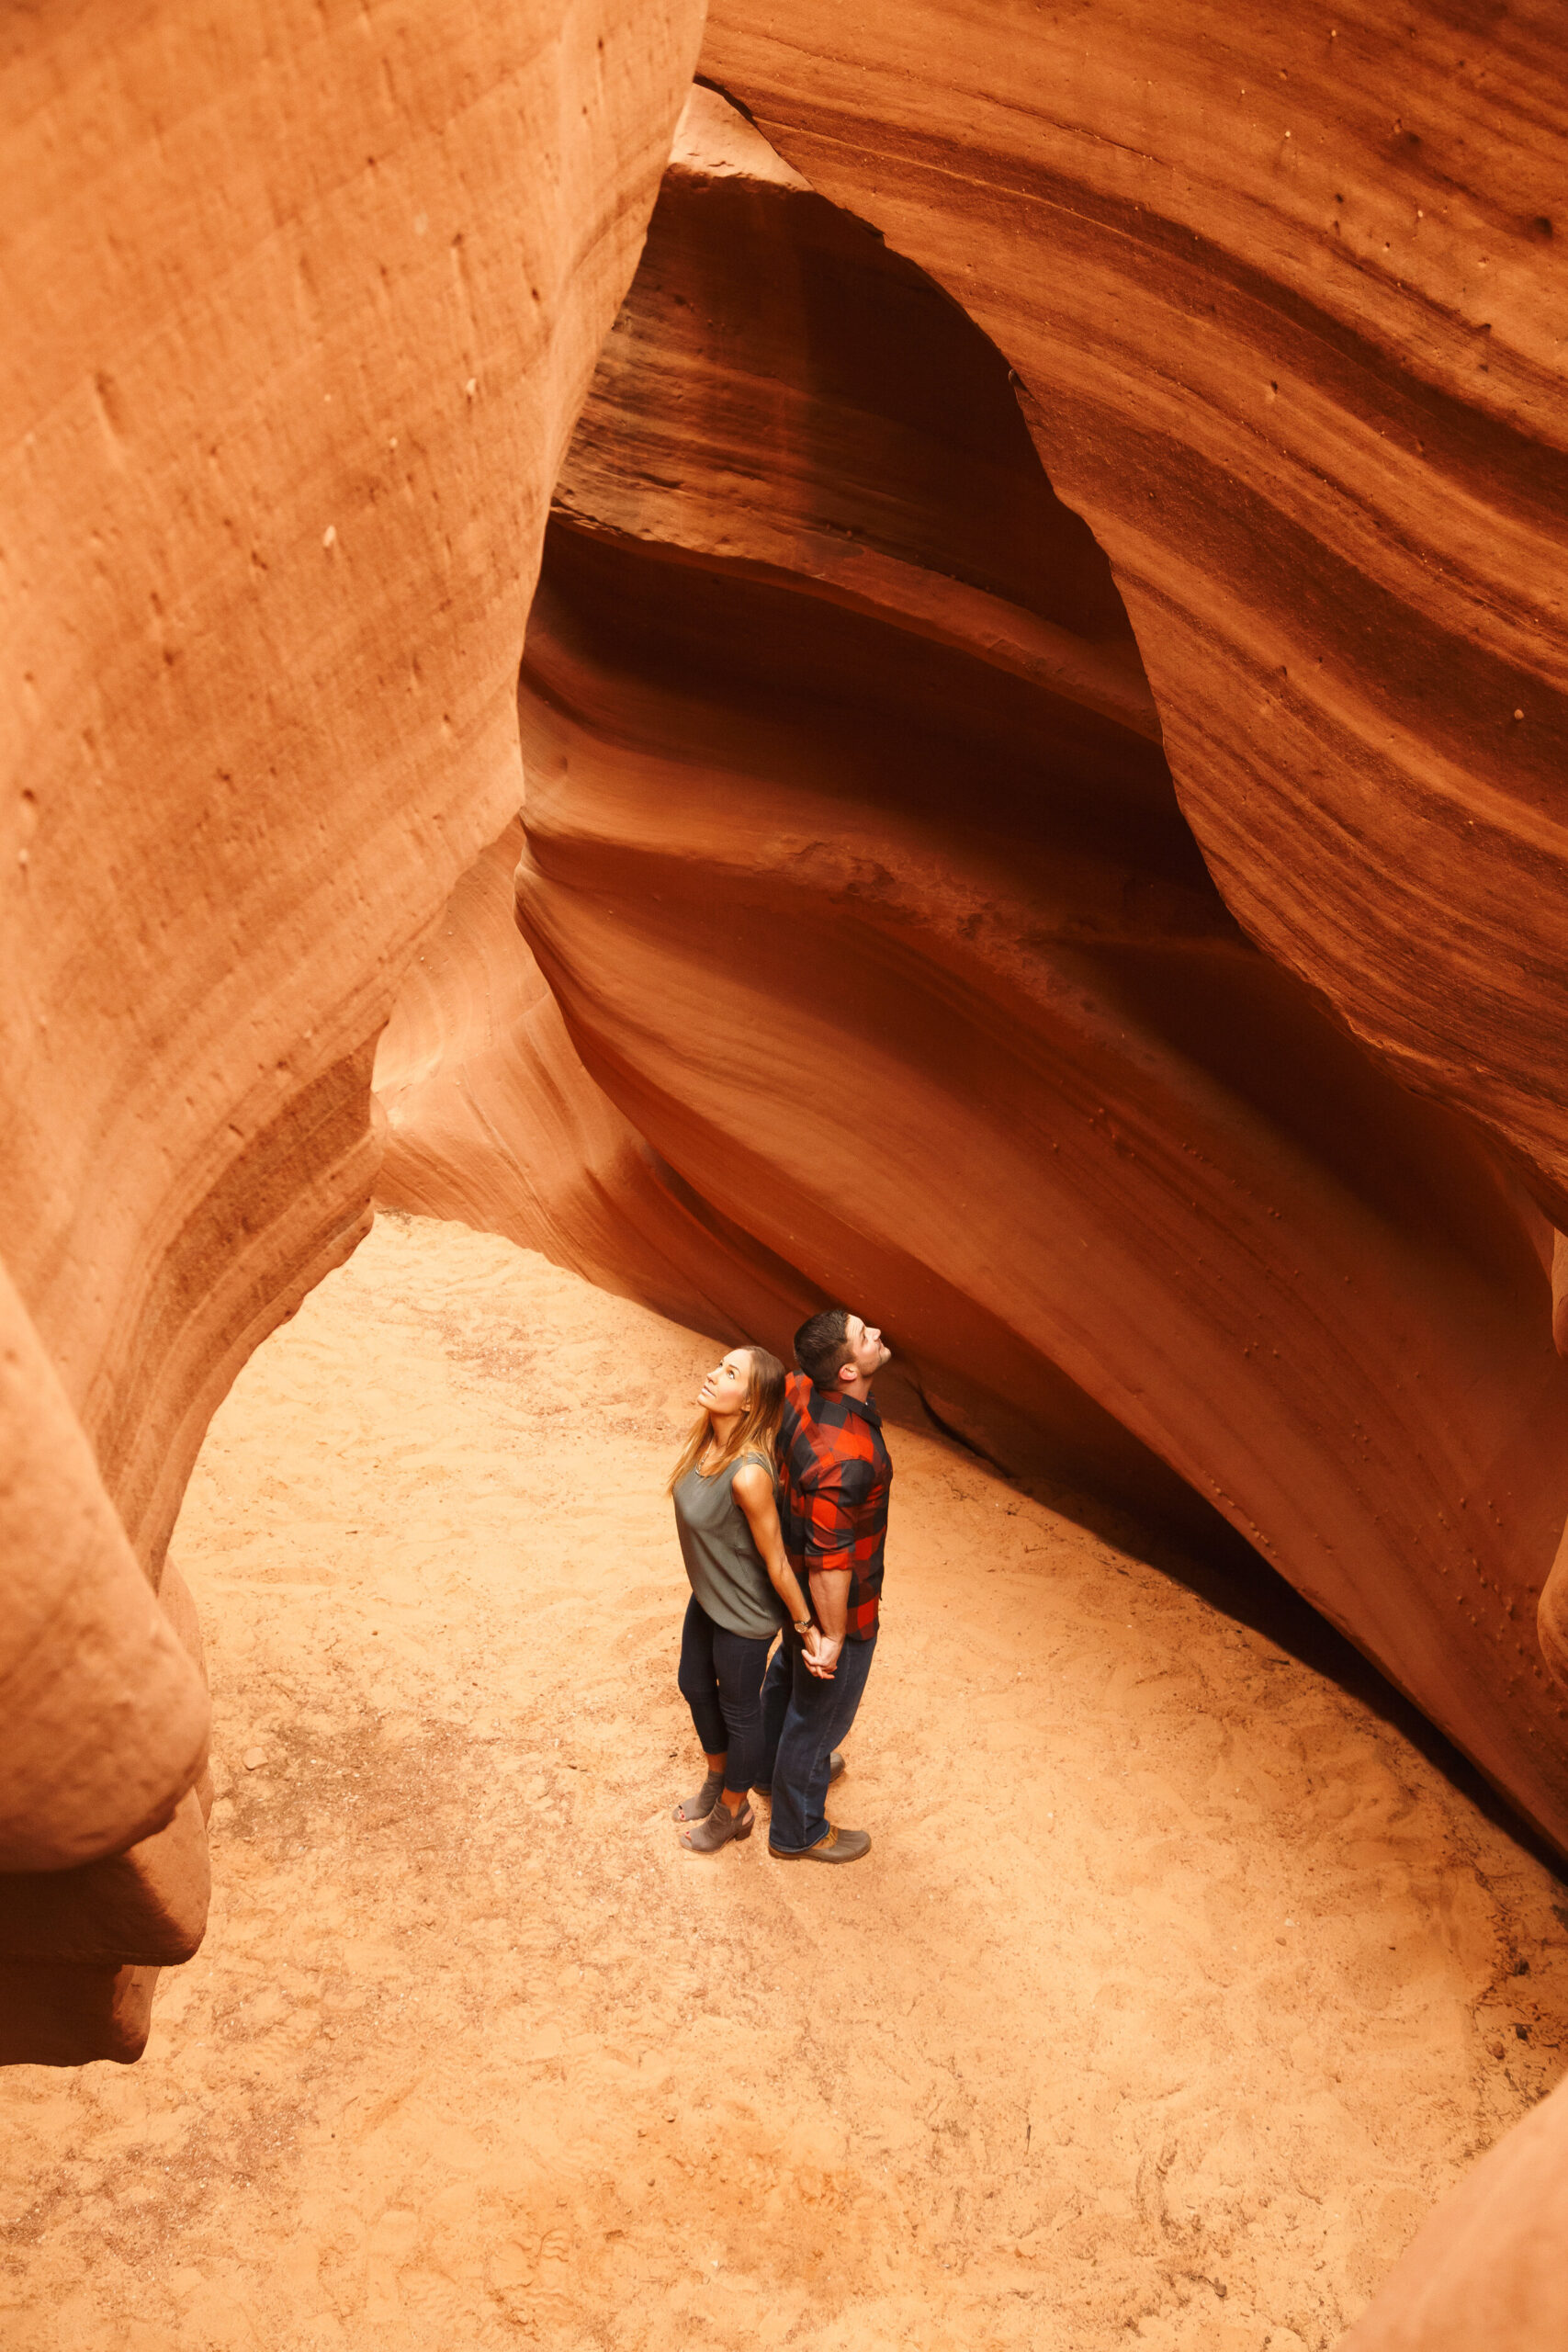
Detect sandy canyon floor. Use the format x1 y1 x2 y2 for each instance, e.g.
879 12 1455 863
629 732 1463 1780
3 1213 1567 2351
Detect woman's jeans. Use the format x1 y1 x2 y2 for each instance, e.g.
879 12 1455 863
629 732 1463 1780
677 1595 774 1794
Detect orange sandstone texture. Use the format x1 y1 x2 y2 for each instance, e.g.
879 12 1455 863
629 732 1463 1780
1339 2072 1568 2350
498 41 1568 2342
427 91 1568 1867
6 1211 1563 2352
698 0 1568 1743
0 0 704 2063
377 822 816 1345
700 0 1568 1218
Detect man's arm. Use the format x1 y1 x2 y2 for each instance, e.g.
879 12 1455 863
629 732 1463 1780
807 1565 851 1674
802 1469 859 1675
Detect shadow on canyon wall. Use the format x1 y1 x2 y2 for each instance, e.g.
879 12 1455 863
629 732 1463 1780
6 8 1566 2341
0 0 706 2066
379 86 1568 1870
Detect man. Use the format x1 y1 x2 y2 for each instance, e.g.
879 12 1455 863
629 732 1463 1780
759 1306 892 1863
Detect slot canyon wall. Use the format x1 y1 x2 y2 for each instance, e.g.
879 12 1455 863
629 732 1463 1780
373 33 1568 2342
649 38 1568 2334
0 0 705 2066
692 0 1568 1665
382 83 1568 1865
6 0 1568 2342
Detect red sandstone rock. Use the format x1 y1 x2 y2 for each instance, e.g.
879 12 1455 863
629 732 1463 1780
496 51 1568 2339
377 821 818 1342
699 2 1568 1223
0 1962 159 2071
692 17 1568 1736
8 6 1565 2332
479 89 1568 1862
0 1792 209 1970
1338 2070 1568 2349
0 0 703 2062
0 1261 209 1874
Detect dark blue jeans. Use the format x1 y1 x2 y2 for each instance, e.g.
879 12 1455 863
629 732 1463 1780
761 1627 879 1852
677 1595 774 1794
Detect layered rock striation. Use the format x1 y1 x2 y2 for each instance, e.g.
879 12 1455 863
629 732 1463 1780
378 820 818 1346
0 0 704 2063
697 0 1568 1740
477 51 1562 2339
10 3 1568 2334
443 90 1568 1862
700 1 1568 1222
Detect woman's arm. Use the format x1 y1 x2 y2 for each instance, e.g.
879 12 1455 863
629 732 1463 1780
732 1464 831 1671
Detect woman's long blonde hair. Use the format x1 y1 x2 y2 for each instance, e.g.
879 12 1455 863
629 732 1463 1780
668 1344 786 1493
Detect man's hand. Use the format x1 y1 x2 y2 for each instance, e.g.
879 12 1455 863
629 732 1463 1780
806 1565 850 1679
803 1627 841 1680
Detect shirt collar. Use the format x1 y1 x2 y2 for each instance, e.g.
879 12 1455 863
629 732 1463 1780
812 1381 882 1429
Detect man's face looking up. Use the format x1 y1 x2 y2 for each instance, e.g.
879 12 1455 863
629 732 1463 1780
840 1316 892 1385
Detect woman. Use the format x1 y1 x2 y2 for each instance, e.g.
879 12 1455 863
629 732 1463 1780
670 1343 818 1851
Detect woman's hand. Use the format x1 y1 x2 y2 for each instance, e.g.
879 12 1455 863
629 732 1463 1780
805 1566 849 1680
803 1627 841 1679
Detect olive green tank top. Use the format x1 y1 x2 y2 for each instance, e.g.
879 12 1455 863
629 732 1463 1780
672 1447 784 1641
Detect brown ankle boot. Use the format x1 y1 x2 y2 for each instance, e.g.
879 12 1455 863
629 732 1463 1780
673 1770 724 1822
682 1796 754 1852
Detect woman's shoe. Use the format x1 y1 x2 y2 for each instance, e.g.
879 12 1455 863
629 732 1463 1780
673 1770 725 1823
682 1797 755 1852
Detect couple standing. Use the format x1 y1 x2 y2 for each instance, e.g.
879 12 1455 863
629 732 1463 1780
668 1307 891 1862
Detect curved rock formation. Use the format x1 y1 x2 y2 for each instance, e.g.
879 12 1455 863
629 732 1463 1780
488 88 1568 1867
0 0 703 2062
9 2 1564 2332
698 1 1568 1723
377 821 818 1345
1339 2070 1568 2349
498 49 1568 2341
699 1 1568 1220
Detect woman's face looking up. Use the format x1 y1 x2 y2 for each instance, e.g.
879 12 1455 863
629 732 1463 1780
697 1349 753 1419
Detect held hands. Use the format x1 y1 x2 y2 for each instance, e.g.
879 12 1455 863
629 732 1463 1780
802 1625 842 1680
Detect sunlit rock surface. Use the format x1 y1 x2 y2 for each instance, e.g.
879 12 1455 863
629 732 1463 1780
389 91 1565 1866
0 0 704 2064
378 821 816 1345
669 40 1568 2329
700 2 1568 1220
9 1 1568 2336
1340 2070 1568 2351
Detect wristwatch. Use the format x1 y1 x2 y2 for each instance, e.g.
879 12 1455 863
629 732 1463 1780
794 1616 814 1637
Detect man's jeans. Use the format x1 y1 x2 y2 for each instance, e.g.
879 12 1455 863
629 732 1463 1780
761 1628 879 1852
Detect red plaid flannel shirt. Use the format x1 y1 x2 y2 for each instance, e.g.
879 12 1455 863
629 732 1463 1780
777 1370 891 1641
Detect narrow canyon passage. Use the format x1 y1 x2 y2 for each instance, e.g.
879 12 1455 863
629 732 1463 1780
3 1214 1564 2349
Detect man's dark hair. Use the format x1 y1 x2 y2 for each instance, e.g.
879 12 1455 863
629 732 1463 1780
795 1306 852 1389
